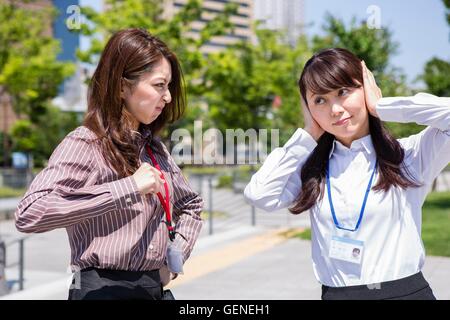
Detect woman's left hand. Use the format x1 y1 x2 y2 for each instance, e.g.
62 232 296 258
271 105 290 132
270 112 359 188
362 61 382 117
159 264 178 287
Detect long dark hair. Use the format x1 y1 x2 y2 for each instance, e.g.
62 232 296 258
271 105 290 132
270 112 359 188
289 48 420 215
83 28 185 178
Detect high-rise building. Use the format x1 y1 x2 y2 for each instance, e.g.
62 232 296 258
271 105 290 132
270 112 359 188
254 0 305 45
53 0 81 62
164 0 255 53
51 0 89 114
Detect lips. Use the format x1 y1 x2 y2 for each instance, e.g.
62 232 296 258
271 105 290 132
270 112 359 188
333 116 352 126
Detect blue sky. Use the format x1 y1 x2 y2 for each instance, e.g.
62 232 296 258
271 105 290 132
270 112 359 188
80 0 449 86
305 0 450 86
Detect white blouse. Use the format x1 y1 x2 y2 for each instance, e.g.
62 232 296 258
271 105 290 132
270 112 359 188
244 93 450 287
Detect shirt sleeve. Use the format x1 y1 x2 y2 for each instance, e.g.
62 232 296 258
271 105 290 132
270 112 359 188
243 128 318 211
163 146 203 264
376 93 450 186
15 131 143 233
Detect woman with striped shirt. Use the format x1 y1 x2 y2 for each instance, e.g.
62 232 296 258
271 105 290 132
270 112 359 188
15 28 203 300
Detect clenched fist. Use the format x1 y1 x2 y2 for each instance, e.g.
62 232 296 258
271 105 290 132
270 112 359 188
132 162 165 196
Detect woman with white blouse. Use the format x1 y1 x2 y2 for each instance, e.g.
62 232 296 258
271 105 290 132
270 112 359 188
244 48 450 300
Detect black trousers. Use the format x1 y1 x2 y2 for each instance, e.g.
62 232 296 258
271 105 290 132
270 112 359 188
321 271 436 300
68 267 164 300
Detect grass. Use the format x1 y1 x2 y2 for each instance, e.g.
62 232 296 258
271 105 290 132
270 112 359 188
421 191 450 257
201 211 228 219
183 165 260 177
183 165 260 190
0 187 26 198
291 191 450 257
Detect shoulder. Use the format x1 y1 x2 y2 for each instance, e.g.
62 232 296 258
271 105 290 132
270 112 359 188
66 126 100 142
51 126 99 157
150 138 181 172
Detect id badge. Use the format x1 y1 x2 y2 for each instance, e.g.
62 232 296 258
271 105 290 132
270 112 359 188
166 242 184 274
329 235 364 264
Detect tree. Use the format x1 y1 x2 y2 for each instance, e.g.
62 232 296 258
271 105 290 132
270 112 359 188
78 0 239 135
0 0 75 166
420 0 450 98
445 0 450 27
422 58 450 97
202 27 311 147
10 104 79 167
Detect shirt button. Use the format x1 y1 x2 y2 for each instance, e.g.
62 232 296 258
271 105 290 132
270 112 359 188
126 197 132 204
149 244 154 250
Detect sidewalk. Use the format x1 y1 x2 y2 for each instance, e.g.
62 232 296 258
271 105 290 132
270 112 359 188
2 221 450 300
1 175 450 300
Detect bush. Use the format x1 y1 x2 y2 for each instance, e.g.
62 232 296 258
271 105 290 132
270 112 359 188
216 175 233 189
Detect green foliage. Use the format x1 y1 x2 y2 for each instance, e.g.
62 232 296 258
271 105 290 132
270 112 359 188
420 1 449 102
78 0 239 133
422 58 450 97
312 14 398 74
444 0 450 26
0 186 26 199
0 1 75 115
421 192 450 257
203 27 312 145
10 104 79 167
216 174 233 189
296 228 311 241
0 1 76 165
0 131 11 165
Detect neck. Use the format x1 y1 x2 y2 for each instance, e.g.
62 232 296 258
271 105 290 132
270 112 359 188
337 123 370 148
131 119 140 132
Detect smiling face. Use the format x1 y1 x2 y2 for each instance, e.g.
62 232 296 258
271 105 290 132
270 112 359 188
122 57 172 130
306 85 370 147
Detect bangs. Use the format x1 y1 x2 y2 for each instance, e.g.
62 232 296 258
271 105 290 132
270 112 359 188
303 58 361 95
298 48 364 101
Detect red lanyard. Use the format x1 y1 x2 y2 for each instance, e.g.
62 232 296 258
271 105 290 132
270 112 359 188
145 145 175 241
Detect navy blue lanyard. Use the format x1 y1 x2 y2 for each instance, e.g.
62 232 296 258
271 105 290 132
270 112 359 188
326 159 378 232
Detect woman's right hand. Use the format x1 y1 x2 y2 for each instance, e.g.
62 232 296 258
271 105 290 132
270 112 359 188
132 162 165 196
302 97 324 142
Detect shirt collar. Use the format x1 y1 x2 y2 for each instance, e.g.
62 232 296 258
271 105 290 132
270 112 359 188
131 125 153 145
140 125 153 141
329 134 374 159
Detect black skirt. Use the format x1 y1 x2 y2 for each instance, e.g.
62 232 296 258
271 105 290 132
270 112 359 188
321 271 436 300
68 267 164 300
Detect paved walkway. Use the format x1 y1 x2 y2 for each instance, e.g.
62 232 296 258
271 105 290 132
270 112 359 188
1 173 450 300
2 222 450 300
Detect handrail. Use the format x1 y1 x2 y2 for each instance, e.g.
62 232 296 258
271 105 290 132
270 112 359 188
1 234 30 291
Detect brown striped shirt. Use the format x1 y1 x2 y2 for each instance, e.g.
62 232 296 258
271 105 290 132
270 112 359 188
14 126 203 271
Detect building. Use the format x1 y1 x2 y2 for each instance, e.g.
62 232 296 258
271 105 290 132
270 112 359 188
51 0 90 115
163 0 255 53
254 0 305 45
53 0 81 61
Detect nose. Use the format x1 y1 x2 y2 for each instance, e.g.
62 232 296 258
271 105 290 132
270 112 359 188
163 89 172 104
330 99 345 116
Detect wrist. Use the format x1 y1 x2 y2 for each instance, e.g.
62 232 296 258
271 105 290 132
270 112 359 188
304 127 323 142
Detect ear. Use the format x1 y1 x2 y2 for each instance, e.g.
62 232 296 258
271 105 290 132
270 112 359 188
120 79 128 99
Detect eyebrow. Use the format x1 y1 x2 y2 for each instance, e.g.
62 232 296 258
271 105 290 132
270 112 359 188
308 92 318 99
152 76 172 83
